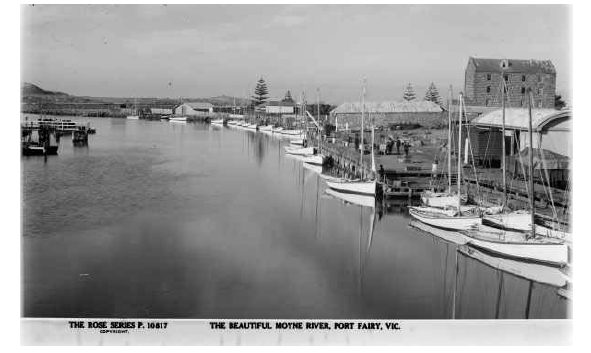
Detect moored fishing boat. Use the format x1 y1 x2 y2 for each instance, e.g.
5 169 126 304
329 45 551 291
460 224 568 267
326 179 376 196
284 146 316 156
459 89 569 268
458 245 568 287
408 206 481 230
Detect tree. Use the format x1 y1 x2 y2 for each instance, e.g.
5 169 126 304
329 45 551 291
252 77 269 106
554 94 567 110
402 83 416 101
424 82 442 105
282 90 294 103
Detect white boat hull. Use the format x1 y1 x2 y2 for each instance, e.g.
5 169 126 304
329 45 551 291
458 246 568 287
259 125 274 131
461 225 568 267
170 117 187 122
284 146 315 156
211 119 224 125
290 139 305 146
126 115 140 120
408 207 481 230
245 124 258 130
326 180 376 196
301 154 326 166
325 188 375 208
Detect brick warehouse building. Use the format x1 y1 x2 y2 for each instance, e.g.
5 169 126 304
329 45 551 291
464 57 556 109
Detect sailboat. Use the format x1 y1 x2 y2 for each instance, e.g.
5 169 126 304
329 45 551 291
409 92 482 230
302 89 327 166
421 86 461 208
459 89 568 267
126 97 140 120
326 79 377 196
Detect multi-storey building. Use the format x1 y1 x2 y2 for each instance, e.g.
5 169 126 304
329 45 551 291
464 57 556 108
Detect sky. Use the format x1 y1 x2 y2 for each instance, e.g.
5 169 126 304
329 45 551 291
21 4 572 104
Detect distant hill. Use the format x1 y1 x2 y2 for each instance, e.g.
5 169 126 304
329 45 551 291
21 82 251 107
21 82 69 96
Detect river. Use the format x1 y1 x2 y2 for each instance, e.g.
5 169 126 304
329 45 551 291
22 116 569 319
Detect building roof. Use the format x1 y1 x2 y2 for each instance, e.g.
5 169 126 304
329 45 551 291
331 100 443 114
468 57 556 74
184 102 213 109
471 108 570 132
266 100 296 107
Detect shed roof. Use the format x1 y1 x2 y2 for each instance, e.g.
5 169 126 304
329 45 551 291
468 57 556 74
331 100 443 114
184 102 213 109
471 108 570 132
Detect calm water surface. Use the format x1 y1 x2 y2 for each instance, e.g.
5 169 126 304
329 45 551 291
22 117 569 319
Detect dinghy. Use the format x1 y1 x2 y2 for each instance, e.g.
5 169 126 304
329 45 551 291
301 154 326 166
284 146 316 156
408 206 481 230
211 118 224 126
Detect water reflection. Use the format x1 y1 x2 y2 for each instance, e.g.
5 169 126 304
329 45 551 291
22 117 568 319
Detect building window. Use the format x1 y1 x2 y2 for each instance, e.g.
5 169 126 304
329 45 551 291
521 87 526 94
487 73 491 81
522 75 526 82
486 86 491 93
504 74 509 81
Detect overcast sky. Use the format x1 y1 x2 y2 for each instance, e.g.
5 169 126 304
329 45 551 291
21 4 571 104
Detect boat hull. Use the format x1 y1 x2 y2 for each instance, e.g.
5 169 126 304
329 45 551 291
408 207 481 230
461 225 568 267
326 180 376 196
325 188 375 208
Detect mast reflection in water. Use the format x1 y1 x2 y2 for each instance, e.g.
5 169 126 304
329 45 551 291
22 116 568 319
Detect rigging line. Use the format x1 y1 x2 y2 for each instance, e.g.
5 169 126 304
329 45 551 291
537 139 558 221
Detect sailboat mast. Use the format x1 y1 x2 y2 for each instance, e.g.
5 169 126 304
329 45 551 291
317 88 321 150
360 79 366 179
527 89 535 239
457 93 463 214
501 76 507 209
447 85 453 192
303 91 307 142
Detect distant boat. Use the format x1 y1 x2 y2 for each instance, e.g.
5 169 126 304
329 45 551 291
245 124 258 131
289 138 305 146
259 125 273 132
160 115 171 120
284 146 316 156
211 118 224 126
272 127 284 133
170 116 187 122
127 97 140 119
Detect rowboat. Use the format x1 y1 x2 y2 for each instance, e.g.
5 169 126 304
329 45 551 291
259 125 274 132
245 124 258 131
461 224 568 267
211 118 224 126
289 138 305 146
170 116 187 122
